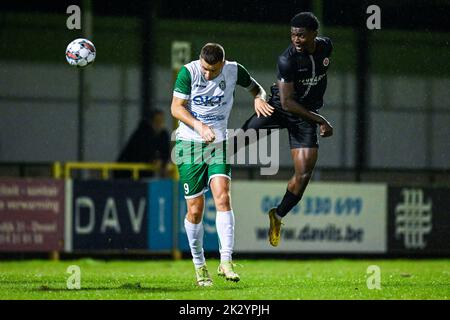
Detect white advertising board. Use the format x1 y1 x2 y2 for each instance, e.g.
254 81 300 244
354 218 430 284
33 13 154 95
232 181 387 253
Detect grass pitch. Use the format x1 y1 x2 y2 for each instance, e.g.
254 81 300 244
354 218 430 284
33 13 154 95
0 259 449 300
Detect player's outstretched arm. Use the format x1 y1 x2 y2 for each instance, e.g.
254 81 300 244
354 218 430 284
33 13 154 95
278 80 333 137
237 63 274 118
170 96 216 143
249 83 274 118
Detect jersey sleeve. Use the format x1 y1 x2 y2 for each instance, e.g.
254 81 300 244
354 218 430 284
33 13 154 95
277 55 295 83
236 63 256 91
173 66 191 100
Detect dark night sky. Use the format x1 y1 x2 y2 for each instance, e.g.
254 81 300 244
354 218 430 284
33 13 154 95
2 0 450 31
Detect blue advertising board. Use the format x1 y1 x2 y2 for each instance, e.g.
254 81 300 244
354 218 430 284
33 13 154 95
72 180 148 250
148 180 174 250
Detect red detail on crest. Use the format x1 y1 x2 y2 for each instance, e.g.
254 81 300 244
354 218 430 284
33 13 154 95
323 57 330 66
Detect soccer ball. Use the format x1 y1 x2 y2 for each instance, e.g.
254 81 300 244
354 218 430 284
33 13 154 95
65 38 96 67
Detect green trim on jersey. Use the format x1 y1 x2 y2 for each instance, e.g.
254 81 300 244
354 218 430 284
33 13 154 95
174 66 192 96
237 63 252 88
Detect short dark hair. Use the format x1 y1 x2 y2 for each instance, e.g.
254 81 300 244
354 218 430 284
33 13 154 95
290 12 319 31
200 43 225 65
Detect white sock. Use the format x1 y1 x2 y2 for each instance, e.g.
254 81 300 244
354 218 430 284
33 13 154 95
216 210 235 263
184 218 205 268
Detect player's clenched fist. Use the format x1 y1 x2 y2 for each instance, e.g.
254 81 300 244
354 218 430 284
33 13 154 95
195 122 216 143
319 121 333 137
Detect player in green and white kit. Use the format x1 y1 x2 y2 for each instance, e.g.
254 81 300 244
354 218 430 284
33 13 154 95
171 43 274 286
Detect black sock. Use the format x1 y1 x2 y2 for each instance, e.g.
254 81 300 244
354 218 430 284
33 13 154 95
276 189 302 218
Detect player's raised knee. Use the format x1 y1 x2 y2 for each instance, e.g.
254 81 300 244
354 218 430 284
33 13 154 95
187 199 205 223
214 192 231 211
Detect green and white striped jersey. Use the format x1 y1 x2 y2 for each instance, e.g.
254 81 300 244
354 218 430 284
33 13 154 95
173 60 256 142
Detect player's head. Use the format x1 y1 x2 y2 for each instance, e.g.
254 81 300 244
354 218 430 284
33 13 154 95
290 12 319 53
199 43 225 80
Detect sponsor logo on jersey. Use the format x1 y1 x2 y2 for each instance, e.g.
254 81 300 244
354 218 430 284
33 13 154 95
300 73 326 86
192 95 225 106
189 110 225 121
323 57 330 67
194 83 207 88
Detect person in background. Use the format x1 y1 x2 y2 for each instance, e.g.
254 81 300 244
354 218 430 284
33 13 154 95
115 109 170 178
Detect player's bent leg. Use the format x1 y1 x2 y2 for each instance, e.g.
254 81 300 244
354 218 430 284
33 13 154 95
185 195 212 286
233 111 283 155
268 148 318 247
279 148 318 214
210 176 240 282
186 194 206 224
287 147 318 196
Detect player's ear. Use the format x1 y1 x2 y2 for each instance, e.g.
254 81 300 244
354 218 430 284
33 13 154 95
216 60 225 71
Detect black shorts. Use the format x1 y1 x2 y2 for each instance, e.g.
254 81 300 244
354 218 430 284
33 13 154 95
240 106 319 149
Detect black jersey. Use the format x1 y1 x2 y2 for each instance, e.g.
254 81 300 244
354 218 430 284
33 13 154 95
270 36 333 111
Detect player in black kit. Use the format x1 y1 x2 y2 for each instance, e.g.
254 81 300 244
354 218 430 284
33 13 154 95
240 12 334 247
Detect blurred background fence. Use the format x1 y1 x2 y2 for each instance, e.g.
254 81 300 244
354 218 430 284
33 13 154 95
1 1 449 179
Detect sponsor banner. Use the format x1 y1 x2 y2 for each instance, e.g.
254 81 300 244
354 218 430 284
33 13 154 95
72 180 147 250
0 179 64 251
178 183 219 252
148 180 174 250
388 187 450 254
233 181 387 253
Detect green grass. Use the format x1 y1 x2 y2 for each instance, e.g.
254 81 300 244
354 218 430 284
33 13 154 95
0 259 449 300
